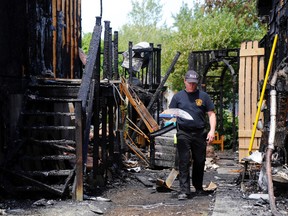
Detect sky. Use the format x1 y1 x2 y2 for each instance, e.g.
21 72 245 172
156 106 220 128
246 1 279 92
81 0 196 34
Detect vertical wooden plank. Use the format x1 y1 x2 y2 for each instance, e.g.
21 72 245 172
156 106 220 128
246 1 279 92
238 42 246 131
259 55 265 124
74 101 83 201
74 0 79 78
70 0 74 78
66 0 70 53
244 42 252 158
251 41 260 150
257 55 265 147
62 0 66 48
244 41 252 131
52 1 57 74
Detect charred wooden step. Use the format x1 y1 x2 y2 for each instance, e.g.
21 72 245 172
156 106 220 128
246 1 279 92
23 126 76 130
31 78 82 86
27 95 81 103
29 139 75 145
22 154 76 161
28 84 80 98
18 169 73 177
22 111 75 116
21 112 76 124
30 138 76 145
29 139 75 153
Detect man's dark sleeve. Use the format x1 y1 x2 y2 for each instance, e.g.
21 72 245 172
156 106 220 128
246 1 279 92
169 95 177 108
206 94 215 111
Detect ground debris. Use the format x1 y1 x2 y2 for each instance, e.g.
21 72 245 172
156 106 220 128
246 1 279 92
32 198 55 206
83 195 111 202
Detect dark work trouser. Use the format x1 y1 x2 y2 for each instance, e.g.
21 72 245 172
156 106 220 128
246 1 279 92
176 128 207 194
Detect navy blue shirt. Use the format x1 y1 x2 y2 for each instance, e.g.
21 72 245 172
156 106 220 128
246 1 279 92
169 89 214 130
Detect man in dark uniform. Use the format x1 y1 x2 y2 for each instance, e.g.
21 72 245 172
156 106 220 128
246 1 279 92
169 70 216 200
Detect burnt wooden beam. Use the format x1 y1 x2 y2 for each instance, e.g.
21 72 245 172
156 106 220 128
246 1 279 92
147 51 181 111
121 79 159 133
22 111 75 116
19 169 73 177
156 44 162 84
74 100 83 201
101 97 108 176
77 17 102 109
23 126 76 130
103 21 110 79
83 81 95 171
113 31 119 79
108 27 113 79
148 43 154 91
108 98 114 162
29 138 75 145
93 17 102 179
21 155 76 161
128 41 133 83
56 11 64 77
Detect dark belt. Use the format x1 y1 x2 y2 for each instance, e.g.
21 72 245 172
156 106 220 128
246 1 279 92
178 125 204 132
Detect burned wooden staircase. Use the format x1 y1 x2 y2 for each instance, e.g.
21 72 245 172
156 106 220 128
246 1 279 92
2 78 83 198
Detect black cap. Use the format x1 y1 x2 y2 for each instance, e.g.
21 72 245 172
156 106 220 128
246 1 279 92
185 70 199 83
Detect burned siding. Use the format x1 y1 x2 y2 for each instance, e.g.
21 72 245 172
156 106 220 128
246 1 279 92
0 0 82 80
27 0 82 78
0 0 83 167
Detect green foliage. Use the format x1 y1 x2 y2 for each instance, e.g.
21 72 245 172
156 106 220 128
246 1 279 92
222 109 238 149
168 3 266 91
128 0 163 27
82 32 93 54
118 0 171 52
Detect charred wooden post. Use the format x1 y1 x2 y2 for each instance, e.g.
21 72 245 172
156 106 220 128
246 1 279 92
101 97 108 177
56 11 64 77
128 41 133 83
156 45 162 84
148 43 154 91
82 81 95 171
108 27 113 79
74 100 83 201
93 17 102 179
103 21 110 79
155 45 162 125
108 99 114 164
113 31 119 79
147 52 181 111
77 16 102 178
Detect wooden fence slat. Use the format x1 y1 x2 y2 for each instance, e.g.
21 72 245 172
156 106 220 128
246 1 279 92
238 42 246 130
238 41 265 161
251 41 259 128
244 42 252 131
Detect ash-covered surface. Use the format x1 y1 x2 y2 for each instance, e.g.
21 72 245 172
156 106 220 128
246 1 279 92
0 150 287 216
